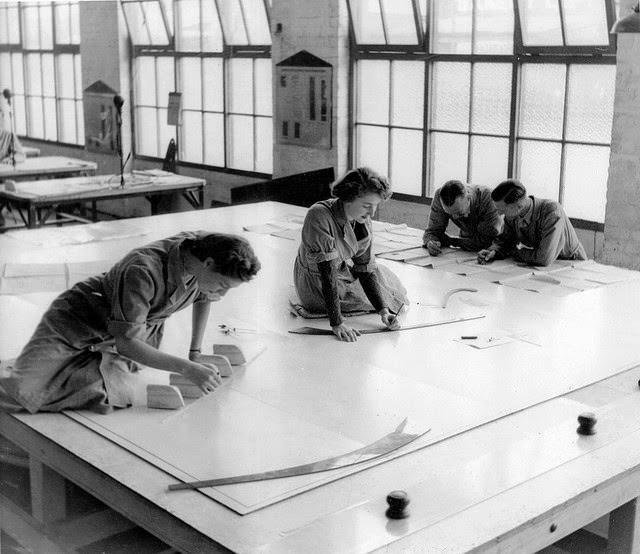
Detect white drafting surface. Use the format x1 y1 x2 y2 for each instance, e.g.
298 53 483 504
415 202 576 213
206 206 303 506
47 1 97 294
4 204 640 517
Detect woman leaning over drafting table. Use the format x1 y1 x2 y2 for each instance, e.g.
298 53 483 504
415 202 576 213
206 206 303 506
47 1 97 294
294 167 408 342
0 232 260 413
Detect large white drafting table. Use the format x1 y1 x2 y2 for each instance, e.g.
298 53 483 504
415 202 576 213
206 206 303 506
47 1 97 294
2 202 640 552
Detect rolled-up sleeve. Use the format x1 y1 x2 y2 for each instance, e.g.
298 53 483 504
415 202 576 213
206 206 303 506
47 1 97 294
107 264 155 340
301 205 340 264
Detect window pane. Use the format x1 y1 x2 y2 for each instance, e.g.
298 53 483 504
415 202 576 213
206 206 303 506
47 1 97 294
391 61 424 128
469 136 509 186
565 65 615 144
8 5 20 44
23 6 40 49
57 54 75 98
136 107 158 156
254 58 272 116
562 0 609 46
228 58 253 114
76 100 84 144
203 58 224 112
518 140 561 200
59 98 77 143
11 53 24 94
218 0 248 45
142 1 169 45
241 0 271 44
357 60 389 125
431 62 470 132
203 112 225 167
70 2 80 44
176 0 200 51
26 54 42 96
471 63 511 135
0 53 11 90
42 54 55 97
122 2 150 45
39 5 53 49
562 144 609 222
179 58 202 110
349 0 385 43
430 132 468 192
74 54 82 98
55 3 71 44
156 57 175 109
136 57 157 105
381 0 419 44
432 0 472 54
518 0 563 46
519 64 565 140
228 114 254 171
44 97 57 141
202 0 224 51
13 96 27 135
255 116 273 173
475 0 513 54
390 128 422 195
28 96 44 138
356 124 389 178
181 110 203 163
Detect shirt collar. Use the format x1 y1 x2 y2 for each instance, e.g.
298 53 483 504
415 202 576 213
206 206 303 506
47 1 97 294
329 198 349 228
167 238 190 290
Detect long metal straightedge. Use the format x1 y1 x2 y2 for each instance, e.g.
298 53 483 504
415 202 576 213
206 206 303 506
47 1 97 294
168 418 429 491
288 314 485 335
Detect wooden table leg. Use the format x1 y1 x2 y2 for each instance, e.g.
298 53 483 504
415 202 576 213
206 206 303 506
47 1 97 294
29 457 67 524
608 498 640 553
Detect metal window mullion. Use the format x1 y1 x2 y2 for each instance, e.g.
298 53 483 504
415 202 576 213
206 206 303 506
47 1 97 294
557 0 567 47
223 57 228 169
558 63 570 204
424 58 433 197
236 0 251 45
512 0 524 54
201 57 206 166
411 0 424 47
506 59 519 177
470 0 477 55
211 0 228 46
387 60 393 183
252 58 257 171
377 0 389 45
466 61 475 184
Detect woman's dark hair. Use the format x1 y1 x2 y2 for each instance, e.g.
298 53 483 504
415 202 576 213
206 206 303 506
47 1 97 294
330 167 392 203
439 180 466 207
491 179 527 204
183 233 260 282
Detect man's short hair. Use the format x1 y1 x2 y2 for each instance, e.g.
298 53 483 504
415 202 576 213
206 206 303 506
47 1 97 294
491 179 527 204
439 180 466 207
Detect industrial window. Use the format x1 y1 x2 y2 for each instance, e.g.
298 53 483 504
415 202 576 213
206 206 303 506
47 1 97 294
0 0 84 145
349 0 616 225
125 0 272 175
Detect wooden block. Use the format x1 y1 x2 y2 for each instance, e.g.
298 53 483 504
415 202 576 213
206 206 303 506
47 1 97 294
190 354 233 377
168 373 205 398
146 384 184 410
213 344 246 365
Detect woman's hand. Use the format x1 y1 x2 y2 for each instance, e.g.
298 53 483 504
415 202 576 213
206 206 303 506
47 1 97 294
331 323 361 342
477 249 496 265
182 361 222 394
380 308 401 330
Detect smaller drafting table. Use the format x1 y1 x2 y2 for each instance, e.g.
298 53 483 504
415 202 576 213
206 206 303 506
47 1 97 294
0 171 206 229
0 156 97 181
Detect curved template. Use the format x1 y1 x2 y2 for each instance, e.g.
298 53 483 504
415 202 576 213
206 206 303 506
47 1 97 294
168 417 429 491
289 313 485 335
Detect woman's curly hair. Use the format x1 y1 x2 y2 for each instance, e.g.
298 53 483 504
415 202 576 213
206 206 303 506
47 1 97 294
183 233 261 282
330 167 392 203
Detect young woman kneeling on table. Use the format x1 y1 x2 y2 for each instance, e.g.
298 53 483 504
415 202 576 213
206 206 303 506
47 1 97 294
0 232 260 413
294 167 408 342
